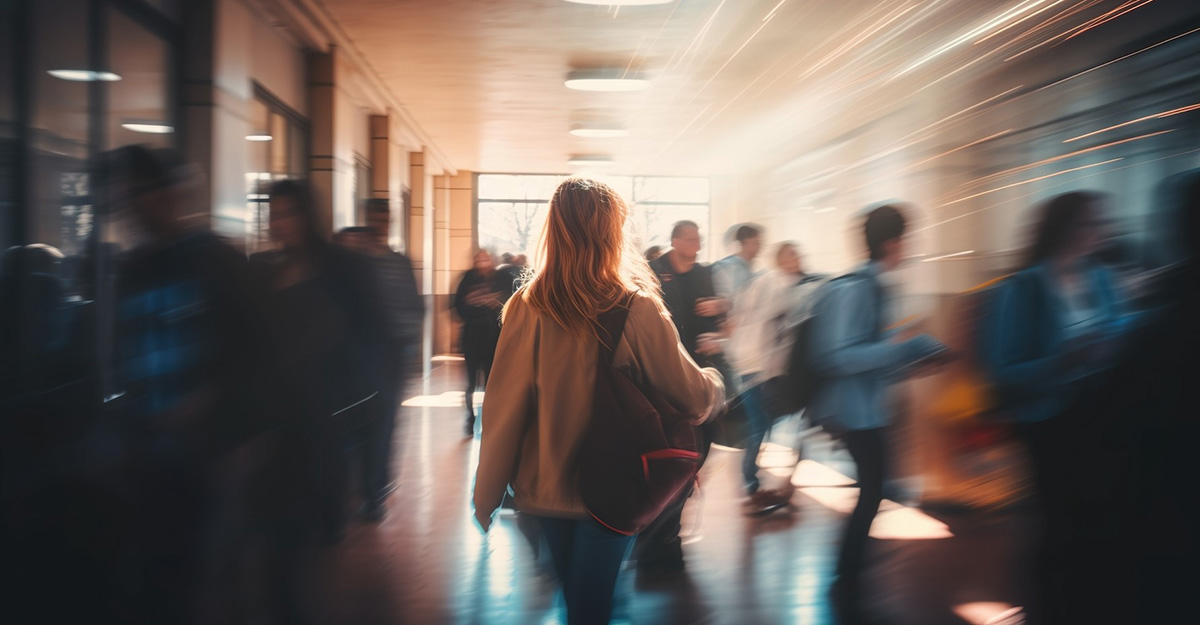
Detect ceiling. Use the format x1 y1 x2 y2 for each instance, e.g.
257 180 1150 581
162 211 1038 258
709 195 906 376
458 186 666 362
315 0 1181 176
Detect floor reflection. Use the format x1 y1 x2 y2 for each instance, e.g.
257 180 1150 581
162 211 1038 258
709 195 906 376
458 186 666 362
308 363 1032 625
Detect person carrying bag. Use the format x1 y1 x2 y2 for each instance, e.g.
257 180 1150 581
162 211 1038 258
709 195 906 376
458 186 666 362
472 177 723 625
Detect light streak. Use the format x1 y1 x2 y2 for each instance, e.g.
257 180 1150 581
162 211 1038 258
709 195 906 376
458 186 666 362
1033 25 1200 93
974 0 1065 44
941 158 1122 208
896 0 1050 77
960 130 1175 191
1006 0 1153 61
913 146 1200 235
1064 103 1200 143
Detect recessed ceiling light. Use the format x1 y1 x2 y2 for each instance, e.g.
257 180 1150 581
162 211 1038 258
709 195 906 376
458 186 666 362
569 122 630 138
48 69 122 82
246 134 273 142
121 122 175 134
564 1 673 5
565 69 650 92
568 155 616 167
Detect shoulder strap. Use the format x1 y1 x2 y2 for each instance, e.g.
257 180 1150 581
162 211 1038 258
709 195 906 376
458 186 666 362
596 293 635 364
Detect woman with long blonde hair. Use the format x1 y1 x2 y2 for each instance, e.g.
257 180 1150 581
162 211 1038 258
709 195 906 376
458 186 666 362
473 177 723 624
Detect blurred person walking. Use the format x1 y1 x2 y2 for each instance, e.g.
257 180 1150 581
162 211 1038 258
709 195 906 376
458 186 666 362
354 199 423 521
643 220 732 573
1064 170 1200 624
712 223 762 300
728 242 824 512
101 145 265 623
473 177 723 625
252 180 385 545
807 204 948 623
978 191 1135 623
454 249 511 436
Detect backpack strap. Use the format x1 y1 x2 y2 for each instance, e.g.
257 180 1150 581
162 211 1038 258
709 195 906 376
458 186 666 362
596 293 635 365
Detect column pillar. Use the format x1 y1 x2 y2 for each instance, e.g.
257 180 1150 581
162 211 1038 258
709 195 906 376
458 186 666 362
307 49 336 236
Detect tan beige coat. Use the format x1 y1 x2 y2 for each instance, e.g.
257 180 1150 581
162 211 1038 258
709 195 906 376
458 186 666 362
472 292 725 519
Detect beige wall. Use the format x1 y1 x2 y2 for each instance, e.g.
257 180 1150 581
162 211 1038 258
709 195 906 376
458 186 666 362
189 0 308 243
431 171 475 355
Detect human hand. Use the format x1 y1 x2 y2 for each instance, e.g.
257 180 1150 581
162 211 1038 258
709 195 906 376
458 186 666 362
696 332 724 356
695 298 725 317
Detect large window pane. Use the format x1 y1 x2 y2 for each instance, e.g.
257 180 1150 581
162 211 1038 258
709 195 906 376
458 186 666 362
476 174 560 201
478 201 549 257
637 203 711 256
107 9 171 150
477 174 711 260
30 0 91 255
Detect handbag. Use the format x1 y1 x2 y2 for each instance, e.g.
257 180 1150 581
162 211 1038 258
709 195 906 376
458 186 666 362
577 294 704 536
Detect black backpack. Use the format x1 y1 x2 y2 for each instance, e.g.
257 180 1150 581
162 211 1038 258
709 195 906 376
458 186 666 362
576 294 704 535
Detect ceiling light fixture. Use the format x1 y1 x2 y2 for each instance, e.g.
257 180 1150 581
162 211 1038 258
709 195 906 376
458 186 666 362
565 69 650 92
569 122 630 138
246 134 273 142
121 122 175 134
48 69 122 82
564 0 673 5
568 155 616 167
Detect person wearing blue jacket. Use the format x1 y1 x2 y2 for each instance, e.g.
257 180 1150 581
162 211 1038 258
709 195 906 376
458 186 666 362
808 204 947 622
978 191 1132 624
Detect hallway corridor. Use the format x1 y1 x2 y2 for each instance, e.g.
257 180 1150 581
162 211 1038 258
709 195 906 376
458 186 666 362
303 363 1034 625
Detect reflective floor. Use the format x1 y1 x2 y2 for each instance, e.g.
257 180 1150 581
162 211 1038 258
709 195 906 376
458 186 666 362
304 363 1035 625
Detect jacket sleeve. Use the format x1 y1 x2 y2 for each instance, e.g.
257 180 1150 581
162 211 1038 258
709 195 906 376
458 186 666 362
814 279 941 377
712 259 735 300
619 296 725 424
472 297 535 519
454 272 474 321
978 274 1063 401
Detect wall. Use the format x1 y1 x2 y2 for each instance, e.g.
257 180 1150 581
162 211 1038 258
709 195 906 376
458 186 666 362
206 0 307 241
433 171 474 355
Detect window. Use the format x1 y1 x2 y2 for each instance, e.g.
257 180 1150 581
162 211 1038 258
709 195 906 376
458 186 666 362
475 174 711 260
244 84 308 253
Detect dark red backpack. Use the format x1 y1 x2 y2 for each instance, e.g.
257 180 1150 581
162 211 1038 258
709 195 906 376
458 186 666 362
577 295 704 535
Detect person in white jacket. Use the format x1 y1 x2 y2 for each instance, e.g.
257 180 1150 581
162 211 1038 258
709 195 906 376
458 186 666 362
728 242 825 510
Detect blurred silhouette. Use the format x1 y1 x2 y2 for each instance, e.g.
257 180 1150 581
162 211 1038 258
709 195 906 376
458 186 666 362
711 223 762 300
253 179 385 542
977 191 1137 623
643 220 732 574
728 241 824 512
454 249 510 437
355 199 423 521
100 145 266 623
472 177 723 625
806 204 947 624
1058 171 1200 624
643 245 663 262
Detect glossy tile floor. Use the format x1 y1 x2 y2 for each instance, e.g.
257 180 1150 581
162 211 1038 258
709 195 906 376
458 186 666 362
303 363 1034 625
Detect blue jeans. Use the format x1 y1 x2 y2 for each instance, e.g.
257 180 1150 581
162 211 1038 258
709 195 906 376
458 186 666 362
535 516 637 625
740 375 770 493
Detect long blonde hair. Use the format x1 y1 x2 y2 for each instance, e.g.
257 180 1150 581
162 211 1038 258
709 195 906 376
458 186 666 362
516 177 662 339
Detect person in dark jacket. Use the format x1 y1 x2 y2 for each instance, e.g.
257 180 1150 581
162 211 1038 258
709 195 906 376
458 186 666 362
455 249 510 437
978 191 1136 624
1056 171 1200 625
640 220 732 574
356 199 424 521
253 180 386 547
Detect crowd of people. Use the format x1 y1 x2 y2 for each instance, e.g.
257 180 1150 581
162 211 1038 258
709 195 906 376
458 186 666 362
2 145 423 623
4 143 1199 625
472 173 1200 624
